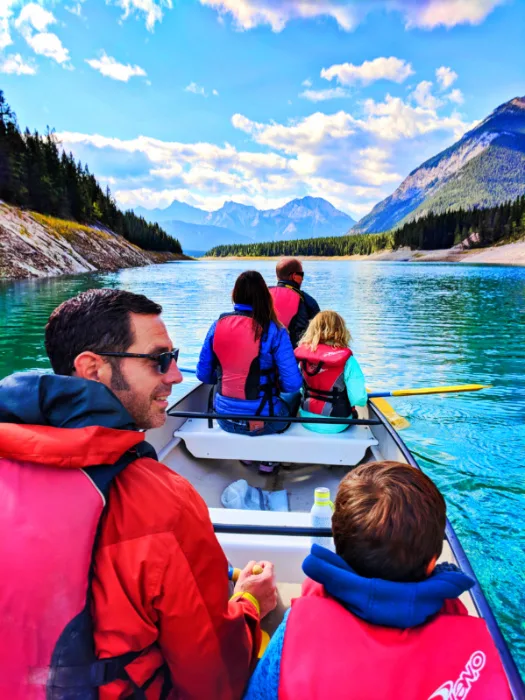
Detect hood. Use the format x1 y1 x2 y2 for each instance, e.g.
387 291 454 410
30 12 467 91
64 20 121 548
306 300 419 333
0 372 142 468
303 543 475 629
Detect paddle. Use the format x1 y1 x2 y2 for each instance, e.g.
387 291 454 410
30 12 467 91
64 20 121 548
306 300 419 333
368 384 490 398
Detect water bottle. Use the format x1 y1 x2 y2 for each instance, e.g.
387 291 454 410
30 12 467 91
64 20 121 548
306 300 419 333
310 487 335 550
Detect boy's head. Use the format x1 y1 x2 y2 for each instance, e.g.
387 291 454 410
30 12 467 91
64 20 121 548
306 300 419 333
332 461 446 582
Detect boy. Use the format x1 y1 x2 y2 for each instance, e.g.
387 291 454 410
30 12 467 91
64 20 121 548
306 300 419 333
244 461 511 699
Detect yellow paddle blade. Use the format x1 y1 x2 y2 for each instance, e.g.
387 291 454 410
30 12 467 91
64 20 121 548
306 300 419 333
391 384 491 398
370 397 411 431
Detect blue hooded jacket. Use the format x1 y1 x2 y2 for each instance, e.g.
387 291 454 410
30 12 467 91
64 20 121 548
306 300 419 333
196 304 302 417
0 371 135 429
244 544 474 700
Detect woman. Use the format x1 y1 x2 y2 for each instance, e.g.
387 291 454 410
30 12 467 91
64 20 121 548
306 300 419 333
197 270 302 439
294 311 367 433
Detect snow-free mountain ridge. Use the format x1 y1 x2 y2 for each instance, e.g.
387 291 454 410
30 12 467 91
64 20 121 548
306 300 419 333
136 196 355 250
351 96 525 235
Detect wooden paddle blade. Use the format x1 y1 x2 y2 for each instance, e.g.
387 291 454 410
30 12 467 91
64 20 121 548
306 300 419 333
370 397 410 431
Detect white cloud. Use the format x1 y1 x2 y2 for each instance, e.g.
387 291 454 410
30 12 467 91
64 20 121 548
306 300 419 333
436 66 458 90
404 0 506 29
410 81 444 110
185 82 207 96
362 94 467 141
321 56 414 86
199 0 358 32
199 0 505 32
212 88 219 96
15 3 56 34
0 53 36 75
86 52 147 81
15 4 71 65
302 78 312 88
65 3 84 17
300 87 351 102
447 88 465 104
108 0 173 30
56 91 471 224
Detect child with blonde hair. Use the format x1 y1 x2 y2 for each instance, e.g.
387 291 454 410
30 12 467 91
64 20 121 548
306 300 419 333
294 311 367 433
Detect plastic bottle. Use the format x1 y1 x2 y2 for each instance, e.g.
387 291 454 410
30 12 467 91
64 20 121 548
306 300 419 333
310 487 335 550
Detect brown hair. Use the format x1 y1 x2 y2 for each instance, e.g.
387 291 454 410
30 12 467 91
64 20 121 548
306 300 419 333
299 311 351 351
276 257 302 281
232 270 281 340
45 289 162 376
332 461 446 582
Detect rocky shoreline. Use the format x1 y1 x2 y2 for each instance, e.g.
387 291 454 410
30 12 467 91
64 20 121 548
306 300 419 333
0 204 189 280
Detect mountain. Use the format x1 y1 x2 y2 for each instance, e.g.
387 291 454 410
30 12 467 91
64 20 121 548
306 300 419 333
352 96 525 234
135 200 205 225
161 220 252 252
136 196 355 247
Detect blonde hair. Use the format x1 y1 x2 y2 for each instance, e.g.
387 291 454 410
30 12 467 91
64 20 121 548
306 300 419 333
299 310 351 351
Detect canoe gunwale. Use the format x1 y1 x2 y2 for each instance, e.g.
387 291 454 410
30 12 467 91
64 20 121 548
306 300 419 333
368 400 525 699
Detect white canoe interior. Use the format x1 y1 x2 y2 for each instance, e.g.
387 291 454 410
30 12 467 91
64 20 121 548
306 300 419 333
147 382 478 632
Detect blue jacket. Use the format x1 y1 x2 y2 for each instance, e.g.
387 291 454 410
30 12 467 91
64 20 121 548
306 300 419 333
244 544 474 699
196 304 302 417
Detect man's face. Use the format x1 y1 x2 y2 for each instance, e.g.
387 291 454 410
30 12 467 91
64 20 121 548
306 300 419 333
108 313 182 429
291 266 304 287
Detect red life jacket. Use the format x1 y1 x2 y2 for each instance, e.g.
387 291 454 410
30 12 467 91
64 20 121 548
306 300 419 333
294 344 353 417
269 285 302 330
0 438 161 700
279 580 511 700
213 311 277 414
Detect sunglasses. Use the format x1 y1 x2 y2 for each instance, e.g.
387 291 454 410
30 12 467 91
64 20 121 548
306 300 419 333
96 348 179 374
295 271 304 278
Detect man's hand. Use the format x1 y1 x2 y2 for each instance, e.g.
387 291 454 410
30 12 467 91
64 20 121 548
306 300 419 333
234 560 277 619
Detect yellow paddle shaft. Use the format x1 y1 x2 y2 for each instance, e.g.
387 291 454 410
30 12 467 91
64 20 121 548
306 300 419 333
390 384 491 397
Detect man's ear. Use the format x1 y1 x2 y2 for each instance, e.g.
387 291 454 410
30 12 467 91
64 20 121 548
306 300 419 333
73 351 111 384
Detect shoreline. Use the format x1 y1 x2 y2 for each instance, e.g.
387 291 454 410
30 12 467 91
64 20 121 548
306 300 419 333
201 240 525 266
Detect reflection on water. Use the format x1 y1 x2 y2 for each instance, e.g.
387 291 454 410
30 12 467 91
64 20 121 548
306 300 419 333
1 259 524 676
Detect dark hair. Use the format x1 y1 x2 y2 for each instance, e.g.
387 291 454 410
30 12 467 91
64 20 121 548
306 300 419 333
332 461 446 582
45 289 162 376
232 271 281 340
276 257 302 281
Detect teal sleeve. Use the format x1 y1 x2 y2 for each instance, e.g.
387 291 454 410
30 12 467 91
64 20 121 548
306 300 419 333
344 355 368 407
243 610 290 700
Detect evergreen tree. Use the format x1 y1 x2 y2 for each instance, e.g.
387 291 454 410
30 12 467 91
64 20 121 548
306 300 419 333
0 91 182 255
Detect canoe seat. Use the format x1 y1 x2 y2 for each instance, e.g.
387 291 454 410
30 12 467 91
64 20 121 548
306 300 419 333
174 418 378 466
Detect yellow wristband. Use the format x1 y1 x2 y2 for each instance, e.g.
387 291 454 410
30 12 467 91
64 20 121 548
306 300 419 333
230 591 261 616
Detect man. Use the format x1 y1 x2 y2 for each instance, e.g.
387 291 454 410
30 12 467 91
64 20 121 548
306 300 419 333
269 258 320 348
0 289 276 700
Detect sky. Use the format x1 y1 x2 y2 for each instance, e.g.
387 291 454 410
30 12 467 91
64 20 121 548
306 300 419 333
1 0 524 220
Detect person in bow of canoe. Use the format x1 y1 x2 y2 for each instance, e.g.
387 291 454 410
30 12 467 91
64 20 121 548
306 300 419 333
244 461 512 700
269 257 320 348
294 311 367 433
197 270 303 438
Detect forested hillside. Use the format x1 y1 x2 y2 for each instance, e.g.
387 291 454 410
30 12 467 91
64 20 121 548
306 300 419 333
207 195 525 257
0 92 181 254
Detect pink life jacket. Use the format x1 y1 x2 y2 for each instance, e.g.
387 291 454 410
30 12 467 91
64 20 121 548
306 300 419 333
213 311 277 414
0 441 157 700
269 285 302 330
294 344 353 417
279 580 511 700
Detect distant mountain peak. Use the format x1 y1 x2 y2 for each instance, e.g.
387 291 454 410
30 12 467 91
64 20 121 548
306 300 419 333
352 93 525 235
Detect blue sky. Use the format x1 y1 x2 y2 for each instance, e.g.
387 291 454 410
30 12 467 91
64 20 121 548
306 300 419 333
1 0 524 219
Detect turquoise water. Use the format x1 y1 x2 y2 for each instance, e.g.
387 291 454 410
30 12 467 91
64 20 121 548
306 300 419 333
0 260 524 676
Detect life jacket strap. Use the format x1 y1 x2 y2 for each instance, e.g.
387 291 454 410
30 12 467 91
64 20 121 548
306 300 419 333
300 359 324 377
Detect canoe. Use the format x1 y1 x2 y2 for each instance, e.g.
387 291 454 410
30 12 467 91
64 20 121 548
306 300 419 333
146 382 525 698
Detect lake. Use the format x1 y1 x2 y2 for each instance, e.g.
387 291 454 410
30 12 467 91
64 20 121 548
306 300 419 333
1 259 524 677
